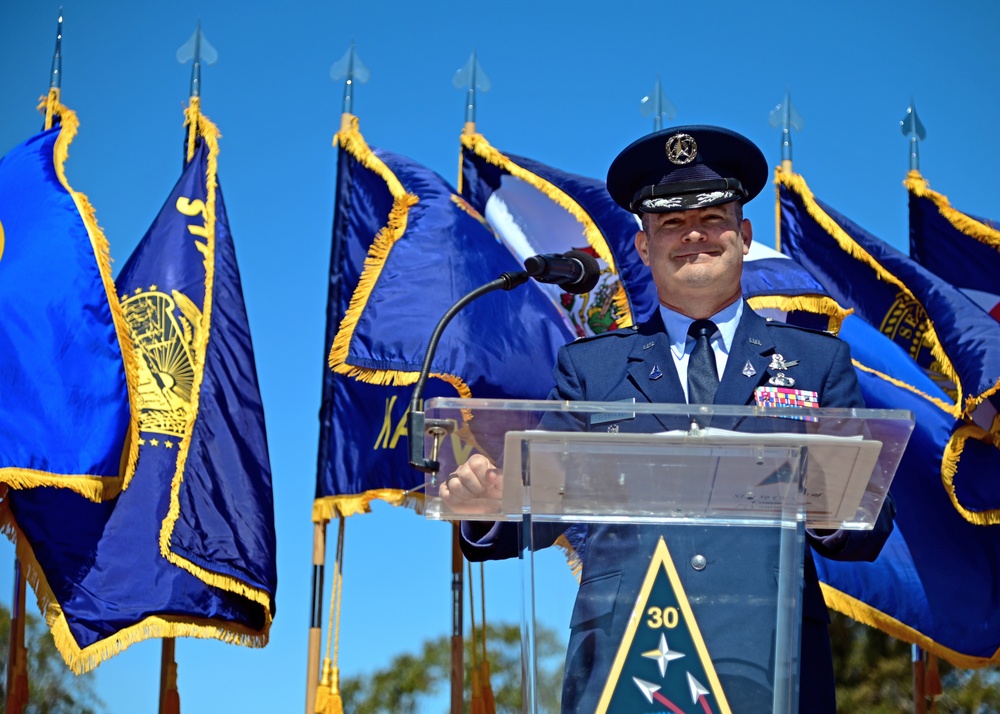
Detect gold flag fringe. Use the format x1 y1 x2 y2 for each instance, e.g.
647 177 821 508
151 100 274 620
941 423 1000 525
820 582 1000 669
0 499 269 674
553 533 583 583
459 132 619 271
905 171 1000 251
312 490 426 523
776 170 966 419
325 114 475 396
851 362 956 416
0 95 142 501
746 295 851 335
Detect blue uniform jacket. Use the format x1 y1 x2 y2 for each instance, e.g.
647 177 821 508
461 304 895 713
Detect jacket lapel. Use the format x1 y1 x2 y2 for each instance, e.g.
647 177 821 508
625 311 687 430
715 303 773 407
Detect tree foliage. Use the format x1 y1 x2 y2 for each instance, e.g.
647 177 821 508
343 612 1000 714
341 622 564 713
830 610 1000 713
0 604 105 714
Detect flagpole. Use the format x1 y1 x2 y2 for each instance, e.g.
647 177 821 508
450 51 491 713
159 23 219 713
158 638 180 714
912 645 927 714
306 520 326 714
639 75 675 132
450 524 464 714
5 560 28 714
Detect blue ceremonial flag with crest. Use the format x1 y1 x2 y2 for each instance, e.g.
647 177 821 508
776 170 1000 665
3 104 275 671
0 103 137 500
778 171 1000 429
906 171 1000 322
315 116 575 519
460 130 646 329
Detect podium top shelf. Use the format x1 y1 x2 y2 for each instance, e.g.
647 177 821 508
421 398 914 529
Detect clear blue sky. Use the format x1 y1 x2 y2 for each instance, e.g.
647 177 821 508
2 1 998 711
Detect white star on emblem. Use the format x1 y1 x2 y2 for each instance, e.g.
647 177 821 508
641 633 685 677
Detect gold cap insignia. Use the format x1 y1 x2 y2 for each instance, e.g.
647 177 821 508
665 133 698 165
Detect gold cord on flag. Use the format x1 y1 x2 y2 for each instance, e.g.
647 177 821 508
315 517 345 714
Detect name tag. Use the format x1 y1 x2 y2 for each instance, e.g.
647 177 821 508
590 398 636 425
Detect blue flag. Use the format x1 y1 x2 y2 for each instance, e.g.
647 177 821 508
906 171 1000 321
776 170 1000 665
0 101 138 500
819 314 1000 666
315 117 575 519
460 130 643 330
778 170 1000 429
4 103 275 671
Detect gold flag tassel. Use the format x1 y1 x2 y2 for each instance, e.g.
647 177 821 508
478 563 496 714
467 561 485 714
315 517 346 714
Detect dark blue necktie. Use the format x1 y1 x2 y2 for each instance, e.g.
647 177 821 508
687 319 720 405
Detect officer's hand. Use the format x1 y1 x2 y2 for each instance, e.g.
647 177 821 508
439 453 503 509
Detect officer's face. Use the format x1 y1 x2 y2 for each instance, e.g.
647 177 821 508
634 202 752 316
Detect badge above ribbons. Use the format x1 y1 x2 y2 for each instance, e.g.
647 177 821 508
596 537 731 714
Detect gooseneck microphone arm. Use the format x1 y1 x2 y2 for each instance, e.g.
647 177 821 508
408 269 530 474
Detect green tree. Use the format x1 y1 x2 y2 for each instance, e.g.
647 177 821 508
341 622 564 713
831 610 1000 713
0 604 105 714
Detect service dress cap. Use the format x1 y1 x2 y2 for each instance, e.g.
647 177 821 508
607 125 768 214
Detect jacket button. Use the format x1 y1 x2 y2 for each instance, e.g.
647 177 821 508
691 554 707 571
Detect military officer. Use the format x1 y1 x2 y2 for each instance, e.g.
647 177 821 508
442 125 896 713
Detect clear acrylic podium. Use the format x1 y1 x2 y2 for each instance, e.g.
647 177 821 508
421 398 914 714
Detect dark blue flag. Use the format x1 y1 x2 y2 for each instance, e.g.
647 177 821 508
819 314 1000 666
0 101 138 500
3 103 275 671
778 171 1000 430
906 171 1000 321
315 116 575 519
777 170 1000 665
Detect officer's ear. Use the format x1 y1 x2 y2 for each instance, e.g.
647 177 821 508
741 218 753 255
634 229 651 266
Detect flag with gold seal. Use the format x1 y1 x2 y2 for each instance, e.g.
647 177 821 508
4 100 275 671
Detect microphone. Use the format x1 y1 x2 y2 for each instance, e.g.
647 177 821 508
523 250 601 295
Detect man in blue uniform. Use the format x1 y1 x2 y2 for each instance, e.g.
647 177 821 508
441 126 895 713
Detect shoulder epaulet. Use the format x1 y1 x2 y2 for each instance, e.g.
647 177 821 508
570 325 638 345
765 318 838 338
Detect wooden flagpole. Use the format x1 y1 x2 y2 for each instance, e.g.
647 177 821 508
5 559 28 714
451 524 464 714
306 521 327 714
